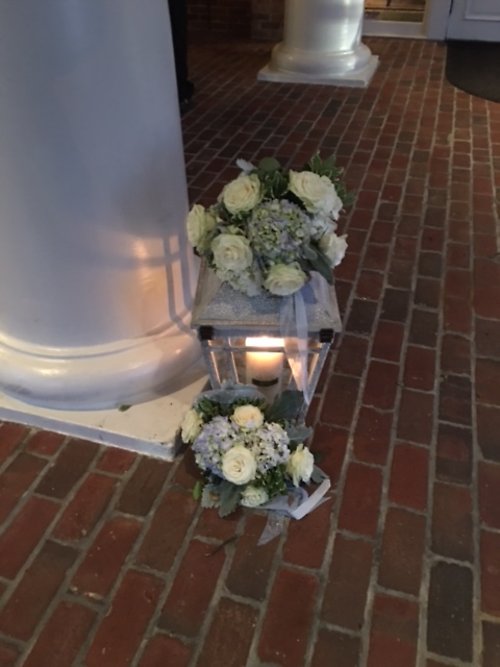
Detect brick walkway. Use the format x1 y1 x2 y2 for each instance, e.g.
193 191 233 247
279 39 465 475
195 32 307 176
1 38 500 666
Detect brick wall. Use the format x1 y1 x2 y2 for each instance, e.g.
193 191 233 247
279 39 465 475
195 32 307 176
187 0 252 40
187 0 284 41
251 0 284 41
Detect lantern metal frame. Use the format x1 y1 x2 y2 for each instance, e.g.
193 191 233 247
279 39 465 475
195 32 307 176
190 263 342 417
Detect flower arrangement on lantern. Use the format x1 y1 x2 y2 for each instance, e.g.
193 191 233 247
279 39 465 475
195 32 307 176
180 387 319 517
186 155 350 297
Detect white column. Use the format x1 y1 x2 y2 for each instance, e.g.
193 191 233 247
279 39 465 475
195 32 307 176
0 0 200 410
259 0 379 87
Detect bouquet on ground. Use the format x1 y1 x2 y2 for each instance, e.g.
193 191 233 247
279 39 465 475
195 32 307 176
186 155 350 297
180 386 319 517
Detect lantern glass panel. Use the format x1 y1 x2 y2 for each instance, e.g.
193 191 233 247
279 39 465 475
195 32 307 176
191 262 342 408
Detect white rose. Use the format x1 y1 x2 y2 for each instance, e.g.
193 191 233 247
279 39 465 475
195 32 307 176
221 174 261 215
180 408 203 443
186 204 216 250
289 170 343 219
211 233 253 272
240 485 269 508
263 263 306 296
286 444 314 487
222 446 257 485
319 232 348 267
232 405 264 430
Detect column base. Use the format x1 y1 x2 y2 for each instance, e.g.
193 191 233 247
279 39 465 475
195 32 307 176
258 54 379 88
0 316 201 410
0 360 208 461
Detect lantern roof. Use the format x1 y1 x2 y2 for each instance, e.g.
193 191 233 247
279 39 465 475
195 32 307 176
191 264 342 337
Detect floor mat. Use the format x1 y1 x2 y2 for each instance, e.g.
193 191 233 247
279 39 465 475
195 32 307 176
446 40 500 103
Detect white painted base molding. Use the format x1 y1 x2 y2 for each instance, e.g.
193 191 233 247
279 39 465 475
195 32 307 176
258 54 379 88
0 361 208 462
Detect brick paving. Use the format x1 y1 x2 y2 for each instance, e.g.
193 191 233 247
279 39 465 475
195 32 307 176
1 37 500 666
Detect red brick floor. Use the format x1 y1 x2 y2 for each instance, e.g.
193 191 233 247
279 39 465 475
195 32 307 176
1 38 500 666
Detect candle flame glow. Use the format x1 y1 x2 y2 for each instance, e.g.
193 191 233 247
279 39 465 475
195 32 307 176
246 336 284 349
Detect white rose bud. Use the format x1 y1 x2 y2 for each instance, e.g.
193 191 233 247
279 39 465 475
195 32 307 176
236 158 256 174
222 446 257 485
180 408 203 443
286 444 314 487
186 204 216 250
240 485 269 508
232 405 264 430
221 174 261 215
319 232 348 267
211 233 253 273
264 263 306 296
289 170 343 219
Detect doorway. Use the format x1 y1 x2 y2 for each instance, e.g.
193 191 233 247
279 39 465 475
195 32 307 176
364 0 500 40
446 0 500 41
365 0 426 24
363 0 427 38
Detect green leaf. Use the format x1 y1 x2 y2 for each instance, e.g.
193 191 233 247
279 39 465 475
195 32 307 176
196 397 223 421
305 153 320 173
218 481 242 518
287 424 313 447
342 190 355 207
311 466 328 484
118 404 131 412
259 169 289 200
192 481 203 501
308 247 334 284
296 256 311 274
201 483 220 508
302 244 318 261
196 390 267 421
306 153 335 178
265 390 304 422
258 157 281 172
257 465 287 498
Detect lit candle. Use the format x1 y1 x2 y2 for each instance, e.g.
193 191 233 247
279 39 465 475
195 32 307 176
246 336 284 403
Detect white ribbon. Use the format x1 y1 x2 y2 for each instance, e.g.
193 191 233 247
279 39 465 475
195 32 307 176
280 290 311 405
310 272 336 321
257 466 332 544
260 476 331 520
289 477 331 520
280 274 335 406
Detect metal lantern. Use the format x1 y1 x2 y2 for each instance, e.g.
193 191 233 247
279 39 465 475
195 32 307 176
191 263 342 416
